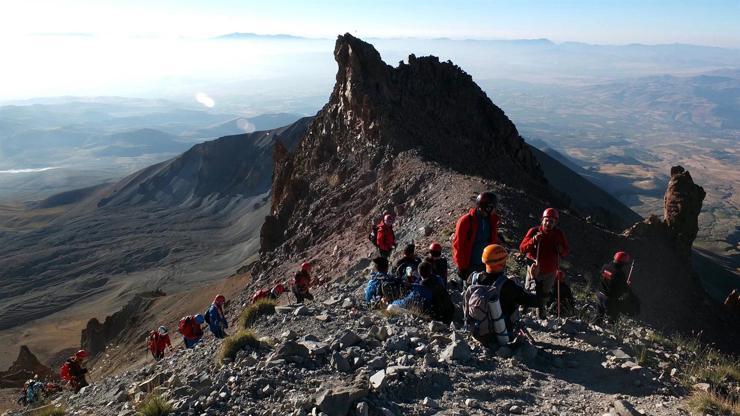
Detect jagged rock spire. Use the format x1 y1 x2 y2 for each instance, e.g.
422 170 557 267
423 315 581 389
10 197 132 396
663 166 706 258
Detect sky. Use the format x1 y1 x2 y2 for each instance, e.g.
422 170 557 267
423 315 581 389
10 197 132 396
1 0 739 47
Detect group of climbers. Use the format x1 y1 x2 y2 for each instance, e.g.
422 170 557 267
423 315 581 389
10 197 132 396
17 378 62 406
249 261 315 306
364 191 641 349
175 294 230 351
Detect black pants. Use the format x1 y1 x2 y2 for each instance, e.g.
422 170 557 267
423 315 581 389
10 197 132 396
294 289 314 303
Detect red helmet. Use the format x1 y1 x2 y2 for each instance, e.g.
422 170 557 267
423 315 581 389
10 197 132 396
214 294 226 305
613 251 631 264
74 350 88 360
272 284 286 295
476 192 497 209
429 242 442 252
301 262 311 272
542 208 559 220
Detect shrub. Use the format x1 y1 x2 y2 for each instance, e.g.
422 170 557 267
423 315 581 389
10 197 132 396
237 299 276 329
686 390 739 415
217 329 261 363
31 407 65 416
137 394 173 416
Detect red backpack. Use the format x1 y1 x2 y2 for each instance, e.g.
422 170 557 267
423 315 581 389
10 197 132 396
59 362 72 381
147 331 160 353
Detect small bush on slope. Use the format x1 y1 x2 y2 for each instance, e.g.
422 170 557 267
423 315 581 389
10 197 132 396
217 329 262 364
137 394 173 416
238 299 276 329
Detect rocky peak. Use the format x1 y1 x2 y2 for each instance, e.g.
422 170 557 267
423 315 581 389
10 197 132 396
0 345 53 387
261 34 547 255
663 166 706 258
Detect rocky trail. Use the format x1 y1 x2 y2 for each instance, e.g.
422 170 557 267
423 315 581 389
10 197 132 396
15 271 696 416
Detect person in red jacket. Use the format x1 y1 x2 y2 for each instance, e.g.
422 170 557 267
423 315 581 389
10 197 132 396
178 314 205 348
147 326 173 361
453 192 500 287
292 262 314 303
375 214 396 258
519 208 569 318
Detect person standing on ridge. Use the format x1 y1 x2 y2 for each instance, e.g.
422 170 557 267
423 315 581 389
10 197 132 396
453 191 500 288
60 350 89 393
519 208 569 318
393 243 423 284
292 262 314 303
178 314 205 348
147 326 173 361
375 214 396 258
425 242 449 286
206 294 229 339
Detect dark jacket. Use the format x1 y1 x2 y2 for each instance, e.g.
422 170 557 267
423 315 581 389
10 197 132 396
425 256 449 283
392 276 453 323
473 271 538 334
293 270 311 294
393 255 422 283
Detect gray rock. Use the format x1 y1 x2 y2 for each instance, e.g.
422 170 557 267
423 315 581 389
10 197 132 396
610 400 641 416
509 405 523 414
515 344 538 361
428 321 448 333
422 397 438 408
271 341 310 363
294 306 311 316
496 346 514 358
465 398 479 408
282 330 298 340
341 298 354 309
370 370 386 390
369 325 390 341
356 401 369 416
316 385 369 416
384 335 409 352
610 348 632 361
338 331 362 349
316 313 331 322
332 352 352 373
367 356 387 370
440 338 472 363
359 316 373 328
276 306 295 314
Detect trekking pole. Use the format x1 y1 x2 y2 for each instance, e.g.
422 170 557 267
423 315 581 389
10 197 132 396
556 252 561 319
626 260 635 286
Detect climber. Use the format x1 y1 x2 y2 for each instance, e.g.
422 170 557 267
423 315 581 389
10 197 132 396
147 326 172 361
453 191 500 288
365 256 404 304
25 379 45 405
178 314 205 348
463 245 539 346
292 262 314 303
597 251 640 323
60 350 89 393
389 261 454 323
425 242 449 285
375 214 397 258
251 283 286 303
393 243 423 283
519 208 569 318
206 294 229 339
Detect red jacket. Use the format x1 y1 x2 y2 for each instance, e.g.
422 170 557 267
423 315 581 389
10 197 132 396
376 221 395 251
251 288 270 303
519 226 569 275
147 332 172 354
452 208 500 270
178 317 203 340
294 270 311 293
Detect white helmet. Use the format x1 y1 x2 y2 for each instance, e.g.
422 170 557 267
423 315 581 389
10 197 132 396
158 326 168 335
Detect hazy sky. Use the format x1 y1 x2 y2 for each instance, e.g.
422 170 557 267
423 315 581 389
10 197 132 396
2 0 738 47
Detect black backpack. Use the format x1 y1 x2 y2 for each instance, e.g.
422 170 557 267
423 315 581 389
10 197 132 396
204 308 211 325
368 223 379 247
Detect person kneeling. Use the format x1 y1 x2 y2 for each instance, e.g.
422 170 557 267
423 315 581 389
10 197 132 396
464 244 539 347
365 257 404 306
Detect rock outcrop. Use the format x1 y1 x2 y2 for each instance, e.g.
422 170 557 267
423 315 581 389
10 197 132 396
0 346 54 388
663 166 706 259
261 33 548 256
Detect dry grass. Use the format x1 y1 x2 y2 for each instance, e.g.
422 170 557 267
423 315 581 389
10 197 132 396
217 329 261 364
30 407 66 416
686 390 739 415
136 394 173 416
237 299 276 329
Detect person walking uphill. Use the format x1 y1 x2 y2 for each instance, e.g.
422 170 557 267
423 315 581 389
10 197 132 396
292 262 314 303
519 208 569 318
60 350 89 393
178 314 205 348
598 251 640 323
206 294 229 339
453 191 500 287
147 326 172 361
375 214 396 258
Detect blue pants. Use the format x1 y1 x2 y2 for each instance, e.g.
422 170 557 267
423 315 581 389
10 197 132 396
183 337 201 348
209 324 227 339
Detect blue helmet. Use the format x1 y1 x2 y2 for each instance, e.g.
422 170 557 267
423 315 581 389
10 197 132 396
194 314 205 324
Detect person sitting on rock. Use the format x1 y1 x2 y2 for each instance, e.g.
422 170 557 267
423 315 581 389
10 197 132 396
393 243 423 284
375 214 397 258
389 261 454 323
464 245 539 346
365 256 404 305
178 314 205 348
61 350 89 393
519 208 569 318
292 262 314 303
251 283 286 304
147 326 173 361
206 294 229 339
453 191 501 289
425 242 449 286
597 251 639 323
